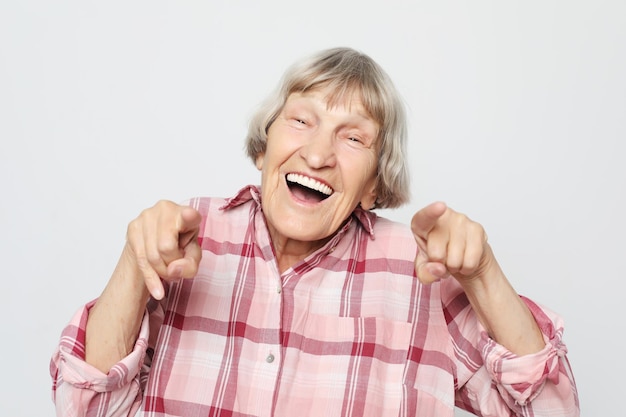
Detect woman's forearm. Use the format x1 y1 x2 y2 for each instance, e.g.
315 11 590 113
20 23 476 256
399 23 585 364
85 246 151 373
461 256 545 356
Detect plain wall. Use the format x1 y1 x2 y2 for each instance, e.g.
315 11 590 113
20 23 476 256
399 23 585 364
1 1 624 416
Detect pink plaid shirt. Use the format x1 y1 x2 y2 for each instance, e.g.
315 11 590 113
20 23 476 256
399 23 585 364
50 185 579 417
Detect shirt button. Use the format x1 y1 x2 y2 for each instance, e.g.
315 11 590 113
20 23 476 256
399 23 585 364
277 286 282 294
266 353 275 363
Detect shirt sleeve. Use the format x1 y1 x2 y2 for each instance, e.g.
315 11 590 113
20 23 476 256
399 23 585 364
49 299 153 417
451 291 580 416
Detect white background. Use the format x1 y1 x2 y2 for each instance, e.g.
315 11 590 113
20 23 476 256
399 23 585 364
1 1 624 416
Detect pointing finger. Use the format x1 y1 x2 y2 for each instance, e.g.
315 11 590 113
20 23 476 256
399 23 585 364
411 201 447 241
178 206 202 236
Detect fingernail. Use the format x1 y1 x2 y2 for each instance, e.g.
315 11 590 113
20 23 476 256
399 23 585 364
427 264 449 279
151 286 164 300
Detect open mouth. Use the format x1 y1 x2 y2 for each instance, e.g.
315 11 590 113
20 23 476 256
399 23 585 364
286 173 333 203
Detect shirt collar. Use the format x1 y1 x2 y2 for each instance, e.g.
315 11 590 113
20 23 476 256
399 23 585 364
220 184 377 238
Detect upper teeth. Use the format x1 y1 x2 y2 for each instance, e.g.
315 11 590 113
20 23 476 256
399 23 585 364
286 173 333 195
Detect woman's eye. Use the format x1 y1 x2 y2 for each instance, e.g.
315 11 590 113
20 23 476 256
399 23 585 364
289 117 307 125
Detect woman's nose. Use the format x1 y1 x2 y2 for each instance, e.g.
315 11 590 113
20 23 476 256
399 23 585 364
299 129 337 169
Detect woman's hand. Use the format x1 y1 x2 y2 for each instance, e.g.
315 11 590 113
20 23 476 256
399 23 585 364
125 200 203 299
411 201 495 285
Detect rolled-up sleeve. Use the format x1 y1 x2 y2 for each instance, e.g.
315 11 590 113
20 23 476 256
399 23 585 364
476 296 580 416
50 300 151 417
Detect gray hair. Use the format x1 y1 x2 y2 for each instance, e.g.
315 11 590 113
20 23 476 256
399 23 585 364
245 47 410 209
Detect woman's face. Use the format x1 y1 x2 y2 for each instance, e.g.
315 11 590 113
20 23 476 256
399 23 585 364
256 86 379 250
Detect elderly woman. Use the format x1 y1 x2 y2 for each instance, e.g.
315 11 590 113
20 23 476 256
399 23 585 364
50 47 579 417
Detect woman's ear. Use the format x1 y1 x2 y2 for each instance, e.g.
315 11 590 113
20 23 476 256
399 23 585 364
255 153 264 170
359 180 377 210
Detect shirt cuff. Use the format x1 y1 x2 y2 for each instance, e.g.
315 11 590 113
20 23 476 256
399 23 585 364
479 296 568 405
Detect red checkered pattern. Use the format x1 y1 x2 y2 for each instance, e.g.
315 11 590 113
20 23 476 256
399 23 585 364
50 186 579 417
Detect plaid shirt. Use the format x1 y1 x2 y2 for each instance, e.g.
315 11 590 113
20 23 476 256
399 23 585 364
50 185 579 417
